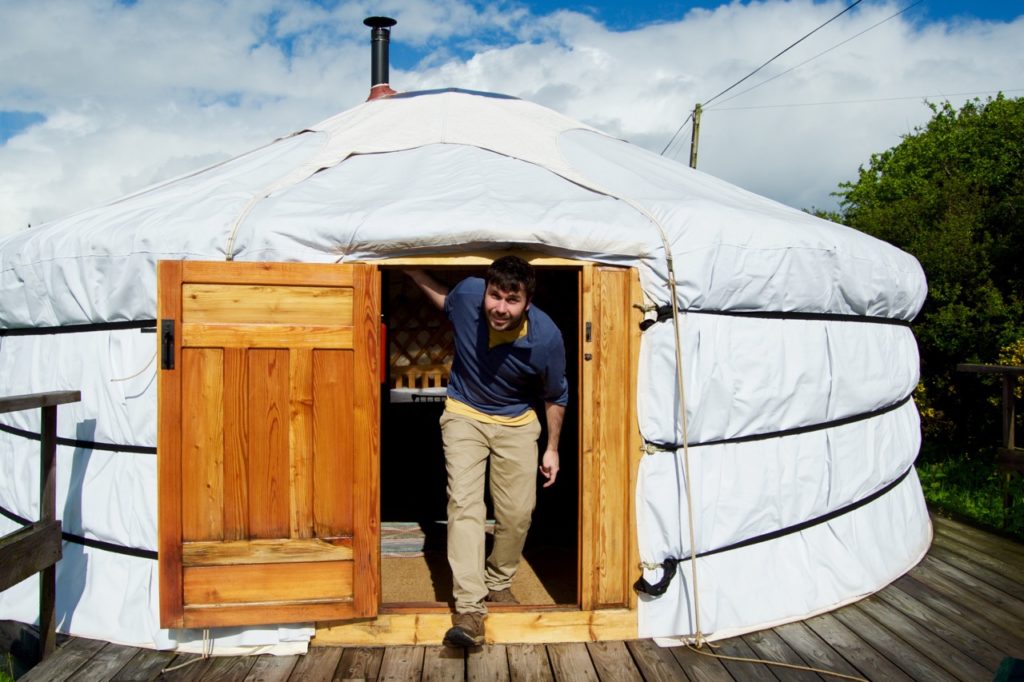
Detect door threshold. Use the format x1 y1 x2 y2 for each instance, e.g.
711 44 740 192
314 608 637 646
380 602 579 614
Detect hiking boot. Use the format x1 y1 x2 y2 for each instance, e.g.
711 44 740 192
484 588 519 605
443 612 485 648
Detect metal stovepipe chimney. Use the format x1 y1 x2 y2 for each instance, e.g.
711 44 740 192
364 16 397 100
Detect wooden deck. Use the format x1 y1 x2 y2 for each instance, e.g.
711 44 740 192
10 514 1024 681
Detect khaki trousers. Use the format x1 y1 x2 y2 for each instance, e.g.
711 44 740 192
440 411 541 615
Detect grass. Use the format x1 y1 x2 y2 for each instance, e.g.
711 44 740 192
0 654 14 682
916 453 1024 540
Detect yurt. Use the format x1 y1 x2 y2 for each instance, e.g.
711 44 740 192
0 20 929 654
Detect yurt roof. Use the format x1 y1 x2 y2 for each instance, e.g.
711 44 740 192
0 88 926 329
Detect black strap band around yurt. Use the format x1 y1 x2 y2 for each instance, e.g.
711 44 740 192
633 464 914 596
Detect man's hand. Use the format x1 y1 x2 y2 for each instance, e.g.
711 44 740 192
540 448 560 487
540 402 564 488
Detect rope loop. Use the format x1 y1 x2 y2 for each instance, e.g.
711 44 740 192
633 557 681 596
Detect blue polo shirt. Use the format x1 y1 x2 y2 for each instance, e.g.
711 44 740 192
444 277 569 417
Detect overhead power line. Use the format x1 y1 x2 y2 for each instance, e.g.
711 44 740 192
709 0 925 110
702 0 863 109
708 88 1024 111
660 0 863 157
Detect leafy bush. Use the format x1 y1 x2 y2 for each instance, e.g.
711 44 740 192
831 95 1024 459
916 457 1024 539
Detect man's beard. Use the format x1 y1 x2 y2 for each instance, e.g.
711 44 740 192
488 310 525 331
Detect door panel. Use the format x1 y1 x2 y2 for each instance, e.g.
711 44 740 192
158 260 380 629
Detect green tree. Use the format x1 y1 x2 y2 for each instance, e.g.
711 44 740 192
832 94 1024 457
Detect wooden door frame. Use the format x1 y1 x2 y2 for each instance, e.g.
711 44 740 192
317 253 643 644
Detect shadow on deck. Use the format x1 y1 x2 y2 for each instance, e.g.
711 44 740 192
8 514 1024 681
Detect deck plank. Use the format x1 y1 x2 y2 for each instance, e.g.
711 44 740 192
668 644 734 681
772 621 864 681
874 581 1009 670
892 573 1024 658
467 644 510 682
624 639 687 681
586 640 643 681
378 645 426 681
158 653 214 681
78 643 149 679
507 643 553 681
831 604 956 681
69 643 147 681
917 548 1024 618
109 647 176 682
423 644 466 681
926 542 1024 603
855 595 993 680
802 612 912 681
17 635 106 682
911 555 1024 628
243 654 299 682
741 629 820 681
931 515 1024 562
287 646 343 682
197 654 258 681
931 533 1024 588
548 642 599 681
337 646 385 681
713 635 780 681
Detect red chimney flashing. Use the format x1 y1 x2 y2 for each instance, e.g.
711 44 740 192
367 84 397 101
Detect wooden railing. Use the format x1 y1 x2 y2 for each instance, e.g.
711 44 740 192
957 364 1024 525
0 390 80 661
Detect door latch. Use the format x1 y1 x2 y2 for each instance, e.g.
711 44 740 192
161 320 175 370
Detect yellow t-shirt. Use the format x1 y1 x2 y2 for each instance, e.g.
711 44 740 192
444 397 537 426
488 318 528 348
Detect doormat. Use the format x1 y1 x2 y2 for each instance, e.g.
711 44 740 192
380 520 495 557
381 522 430 557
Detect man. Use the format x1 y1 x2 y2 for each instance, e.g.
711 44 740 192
405 255 568 648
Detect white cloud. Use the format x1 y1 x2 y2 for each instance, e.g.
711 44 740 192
1 0 1021 237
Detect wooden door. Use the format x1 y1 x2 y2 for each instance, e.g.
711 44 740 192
157 261 380 628
579 264 642 610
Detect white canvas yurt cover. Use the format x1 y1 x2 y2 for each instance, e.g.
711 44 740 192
0 88 929 652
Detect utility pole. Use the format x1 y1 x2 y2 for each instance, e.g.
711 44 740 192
689 103 702 169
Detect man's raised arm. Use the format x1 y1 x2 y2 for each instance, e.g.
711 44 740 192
404 269 449 311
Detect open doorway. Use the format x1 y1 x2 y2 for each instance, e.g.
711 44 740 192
378 264 580 609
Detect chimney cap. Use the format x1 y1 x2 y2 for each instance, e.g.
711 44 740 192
364 16 397 29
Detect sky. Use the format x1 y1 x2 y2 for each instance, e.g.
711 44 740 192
0 0 1021 237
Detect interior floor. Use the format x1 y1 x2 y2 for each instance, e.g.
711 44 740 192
379 265 580 607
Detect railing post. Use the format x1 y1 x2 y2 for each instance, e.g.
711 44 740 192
39 404 58 660
0 390 78 663
1004 374 1017 451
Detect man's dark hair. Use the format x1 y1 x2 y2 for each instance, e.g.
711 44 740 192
486 255 536 301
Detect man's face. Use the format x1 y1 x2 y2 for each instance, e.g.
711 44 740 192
483 282 530 332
